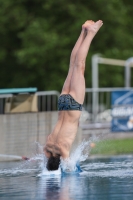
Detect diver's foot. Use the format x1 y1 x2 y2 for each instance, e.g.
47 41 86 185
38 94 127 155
86 20 103 35
82 20 94 31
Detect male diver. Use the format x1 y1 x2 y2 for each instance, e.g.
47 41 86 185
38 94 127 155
44 20 103 170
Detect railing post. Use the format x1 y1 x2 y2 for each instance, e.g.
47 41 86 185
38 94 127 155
92 54 99 122
125 57 133 88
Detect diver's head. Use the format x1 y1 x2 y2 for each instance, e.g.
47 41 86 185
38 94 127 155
46 155 60 171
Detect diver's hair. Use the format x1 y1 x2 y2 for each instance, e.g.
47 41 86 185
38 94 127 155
46 156 60 171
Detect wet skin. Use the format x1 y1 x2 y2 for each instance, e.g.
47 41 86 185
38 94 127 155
44 110 81 159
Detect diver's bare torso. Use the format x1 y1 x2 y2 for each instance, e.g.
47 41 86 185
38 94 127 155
44 110 81 159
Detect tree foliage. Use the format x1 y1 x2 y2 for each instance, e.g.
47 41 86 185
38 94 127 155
0 0 133 91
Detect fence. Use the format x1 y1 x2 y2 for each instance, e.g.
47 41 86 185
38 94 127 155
0 91 59 114
0 94 13 114
1 88 133 123
36 91 60 111
84 87 133 122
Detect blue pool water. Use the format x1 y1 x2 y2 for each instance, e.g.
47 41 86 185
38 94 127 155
0 155 133 200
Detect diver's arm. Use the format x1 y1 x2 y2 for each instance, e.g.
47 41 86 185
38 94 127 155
43 146 51 158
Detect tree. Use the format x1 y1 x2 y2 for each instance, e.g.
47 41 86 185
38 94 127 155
0 0 133 91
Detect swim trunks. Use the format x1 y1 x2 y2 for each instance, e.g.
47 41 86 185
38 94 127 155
58 94 82 111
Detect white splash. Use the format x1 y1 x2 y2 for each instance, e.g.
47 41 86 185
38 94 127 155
60 137 99 173
30 139 96 175
34 139 95 175
0 138 98 177
38 167 61 177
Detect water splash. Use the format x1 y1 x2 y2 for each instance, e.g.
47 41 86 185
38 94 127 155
60 136 99 173
0 142 46 177
0 138 98 177
0 139 133 178
33 139 97 175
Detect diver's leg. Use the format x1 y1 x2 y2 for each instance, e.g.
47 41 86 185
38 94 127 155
69 20 103 104
60 21 92 94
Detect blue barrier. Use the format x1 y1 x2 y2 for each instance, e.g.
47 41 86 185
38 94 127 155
111 90 133 132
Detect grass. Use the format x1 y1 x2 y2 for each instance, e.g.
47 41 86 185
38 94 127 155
90 138 133 156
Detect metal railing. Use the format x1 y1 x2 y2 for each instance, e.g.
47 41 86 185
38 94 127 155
92 55 133 90
0 94 13 114
35 91 60 111
84 87 133 122
0 91 59 114
1 89 133 124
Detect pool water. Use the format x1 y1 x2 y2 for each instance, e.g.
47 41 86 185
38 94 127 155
0 155 133 200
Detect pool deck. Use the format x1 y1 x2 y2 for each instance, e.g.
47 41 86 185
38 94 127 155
80 122 133 141
82 129 133 140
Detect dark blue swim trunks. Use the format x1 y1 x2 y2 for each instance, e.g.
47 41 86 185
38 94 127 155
58 94 82 111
